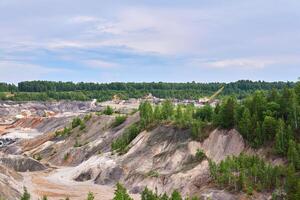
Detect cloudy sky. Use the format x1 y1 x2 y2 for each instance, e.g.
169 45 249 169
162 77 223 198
0 0 299 83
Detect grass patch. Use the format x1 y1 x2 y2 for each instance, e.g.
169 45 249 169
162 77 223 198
112 115 127 127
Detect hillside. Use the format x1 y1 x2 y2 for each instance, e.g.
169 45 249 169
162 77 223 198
0 82 299 200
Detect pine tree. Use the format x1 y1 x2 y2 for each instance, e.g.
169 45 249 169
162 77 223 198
20 187 30 200
275 119 286 155
161 100 174 120
238 108 252 141
287 139 300 170
170 190 182 200
113 183 133 200
285 165 298 200
139 101 154 128
218 97 236 129
87 192 95 200
262 116 278 140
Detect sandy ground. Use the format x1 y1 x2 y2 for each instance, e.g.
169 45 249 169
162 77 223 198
0 125 7 136
22 167 140 200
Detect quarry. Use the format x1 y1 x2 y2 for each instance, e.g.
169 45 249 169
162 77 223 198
0 98 289 200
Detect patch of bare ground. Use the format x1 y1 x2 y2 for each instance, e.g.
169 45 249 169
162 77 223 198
22 168 140 200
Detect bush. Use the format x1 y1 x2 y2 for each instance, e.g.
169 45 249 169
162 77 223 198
112 115 127 127
84 114 92 121
64 152 70 161
195 149 206 162
103 106 114 115
55 127 72 137
111 124 141 154
147 170 159 177
79 121 86 130
86 192 94 200
20 187 30 200
72 117 82 129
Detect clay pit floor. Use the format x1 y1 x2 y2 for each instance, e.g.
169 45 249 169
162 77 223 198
22 167 140 200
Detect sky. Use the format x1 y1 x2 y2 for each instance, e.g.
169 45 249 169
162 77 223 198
0 0 299 83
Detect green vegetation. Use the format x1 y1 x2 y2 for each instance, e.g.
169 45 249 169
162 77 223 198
86 192 94 200
41 196 48 200
71 117 82 129
112 115 127 127
209 154 300 199
195 149 206 162
111 124 141 154
33 154 42 161
55 116 88 137
20 187 30 200
147 170 160 178
0 80 294 101
113 183 133 200
55 127 72 137
64 152 70 161
84 114 92 122
103 106 114 115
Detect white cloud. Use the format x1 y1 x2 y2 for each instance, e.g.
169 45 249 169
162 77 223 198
83 59 119 69
204 58 274 69
190 56 300 69
68 16 100 24
0 61 67 83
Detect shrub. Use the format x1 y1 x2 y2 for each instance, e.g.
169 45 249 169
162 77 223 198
79 121 86 130
113 183 133 200
111 124 141 154
84 114 92 121
103 106 114 115
86 192 94 200
63 152 70 161
55 127 72 137
72 117 82 129
112 115 127 127
147 170 159 178
33 154 42 161
195 149 206 162
20 187 30 200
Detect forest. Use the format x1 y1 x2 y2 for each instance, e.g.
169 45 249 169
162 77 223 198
109 81 300 199
0 80 295 101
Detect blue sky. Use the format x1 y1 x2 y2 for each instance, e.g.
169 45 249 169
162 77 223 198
0 0 299 83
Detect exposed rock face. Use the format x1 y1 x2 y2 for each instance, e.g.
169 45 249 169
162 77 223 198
201 129 245 163
0 101 249 199
0 154 46 172
0 164 23 199
200 189 237 200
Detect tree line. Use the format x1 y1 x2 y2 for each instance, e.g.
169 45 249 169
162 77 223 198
0 80 295 101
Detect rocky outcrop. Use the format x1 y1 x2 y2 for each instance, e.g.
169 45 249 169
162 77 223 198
200 129 245 163
0 164 23 199
0 154 46 172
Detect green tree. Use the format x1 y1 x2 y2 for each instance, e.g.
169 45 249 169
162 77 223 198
161 100 174 120
139 101 154 128
287 139 300 170
275 119 287 155
218 97 236 129
194 104 213 122
170 190 182 200
141 187 158 200
238 108 252 141
285 165 298 200
103 106 114 115
86 192 95 200
20 187 30 200
262 116 278 141
113 183 133 200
